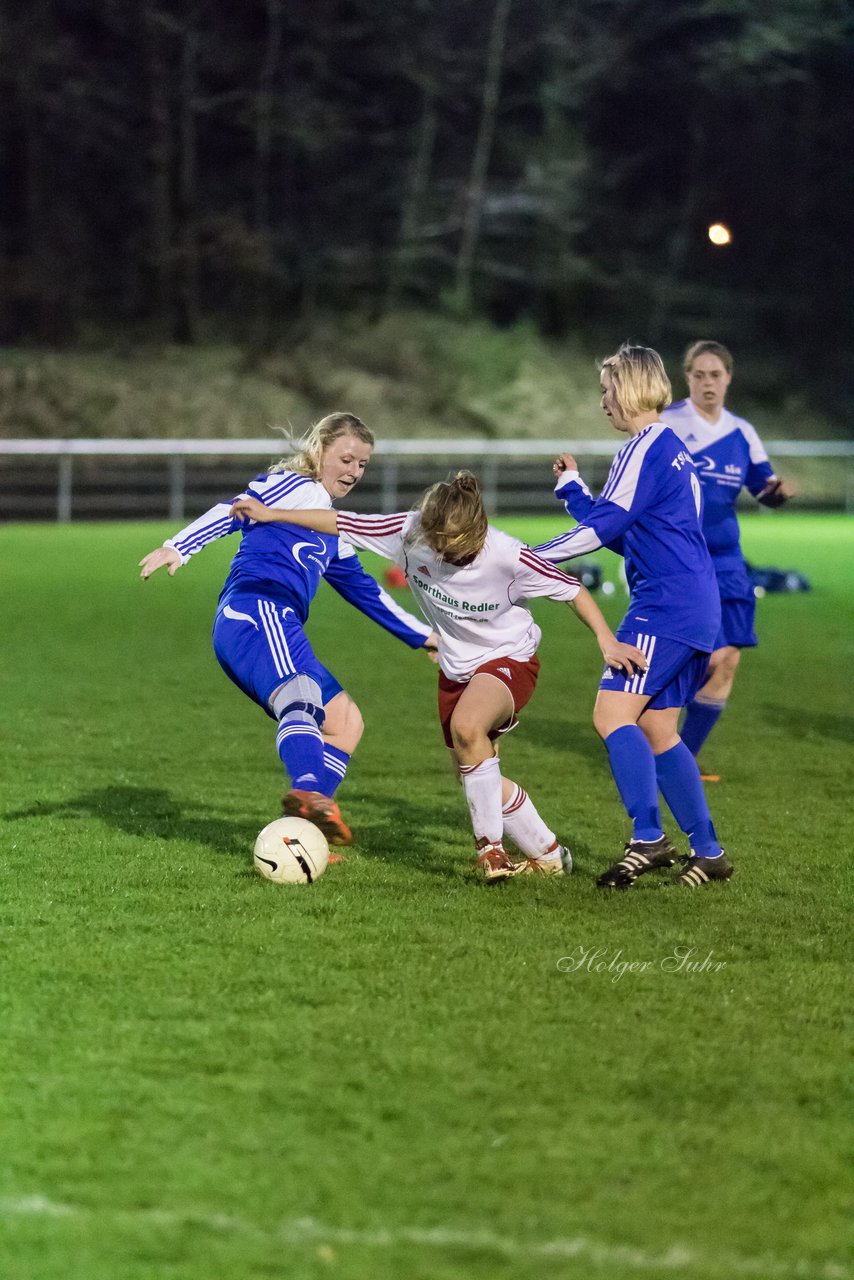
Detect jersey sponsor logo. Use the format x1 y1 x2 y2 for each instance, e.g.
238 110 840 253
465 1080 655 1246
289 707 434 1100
222 605 259 629
292 538 328 571
694 452 742 487
411 572 500 614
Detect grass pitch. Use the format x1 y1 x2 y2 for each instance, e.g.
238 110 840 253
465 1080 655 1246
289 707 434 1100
1 514 851 1280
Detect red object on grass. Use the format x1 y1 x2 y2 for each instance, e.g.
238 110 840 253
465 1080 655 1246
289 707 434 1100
384 566 407 589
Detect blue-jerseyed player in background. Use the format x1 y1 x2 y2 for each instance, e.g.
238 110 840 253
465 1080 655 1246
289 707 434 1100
663 341 794 775
139 413 437 847
535 344 732 889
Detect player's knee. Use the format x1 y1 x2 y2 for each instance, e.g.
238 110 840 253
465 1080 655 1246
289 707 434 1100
321 691 364 748
643 724 679 754
709 646 740 680
592 704 612 740
340 698 365 745
449 712 486 754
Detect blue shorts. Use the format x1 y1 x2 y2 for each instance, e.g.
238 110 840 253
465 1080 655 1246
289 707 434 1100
212 592 343 719
713 567 757 650
599 630 711 710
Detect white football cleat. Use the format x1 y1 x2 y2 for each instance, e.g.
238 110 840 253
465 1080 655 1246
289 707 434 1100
519 845 572 876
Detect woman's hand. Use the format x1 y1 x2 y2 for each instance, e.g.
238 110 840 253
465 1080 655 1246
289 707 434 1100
230 496 273 523
139 546 182 579
601 639 648 676
421 632 440 665
758 476 796 507
553 453 578 476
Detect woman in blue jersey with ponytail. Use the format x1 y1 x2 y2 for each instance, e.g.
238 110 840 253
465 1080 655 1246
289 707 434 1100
139 413 437 847
535 344 732 889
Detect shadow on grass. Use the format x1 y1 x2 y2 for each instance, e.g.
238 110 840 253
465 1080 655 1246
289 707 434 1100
352 793 466 880
8 785 619 887
521 714 606 766
6 785 251 858
7 785 466 879
763 705 854 746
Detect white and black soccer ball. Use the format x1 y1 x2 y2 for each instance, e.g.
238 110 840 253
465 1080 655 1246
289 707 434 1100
253 816 330 885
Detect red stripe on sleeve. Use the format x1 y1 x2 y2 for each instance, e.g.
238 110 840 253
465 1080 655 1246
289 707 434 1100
519 547 581 587
337 512 408 535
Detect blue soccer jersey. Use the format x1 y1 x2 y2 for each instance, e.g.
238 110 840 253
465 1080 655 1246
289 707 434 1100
535 423 721 651
163 469 432 646
662 400 775 570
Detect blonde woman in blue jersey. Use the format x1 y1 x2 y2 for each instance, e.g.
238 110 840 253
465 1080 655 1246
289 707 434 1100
536 344 732 889
663 341 794 776
139 413 437 847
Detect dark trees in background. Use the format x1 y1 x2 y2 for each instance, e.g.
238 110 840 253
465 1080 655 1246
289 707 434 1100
452 0 513 314
567 0 854 396
1 0 851 405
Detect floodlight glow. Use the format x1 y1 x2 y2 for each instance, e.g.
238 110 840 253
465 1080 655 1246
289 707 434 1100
708 223 732 246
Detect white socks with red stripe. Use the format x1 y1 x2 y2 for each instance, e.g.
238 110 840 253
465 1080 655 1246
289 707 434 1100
502 784 560 861
459 756 504 848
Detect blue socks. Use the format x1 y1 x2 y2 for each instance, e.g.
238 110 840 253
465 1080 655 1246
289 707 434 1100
604 726 662 842
605 727 724 858
321 744 350 796
655 741 722 858
276 727 350 798
680 697 725 757
276 718 325 792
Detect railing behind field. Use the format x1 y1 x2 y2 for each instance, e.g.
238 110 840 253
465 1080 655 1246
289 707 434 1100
1 437 853 521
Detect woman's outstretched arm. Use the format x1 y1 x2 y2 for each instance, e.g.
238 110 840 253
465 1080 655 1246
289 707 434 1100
229 496 339 535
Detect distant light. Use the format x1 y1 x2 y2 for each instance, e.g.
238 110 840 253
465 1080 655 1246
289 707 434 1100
708 222 732 246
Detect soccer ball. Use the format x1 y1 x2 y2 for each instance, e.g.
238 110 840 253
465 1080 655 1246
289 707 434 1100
253 816 330 885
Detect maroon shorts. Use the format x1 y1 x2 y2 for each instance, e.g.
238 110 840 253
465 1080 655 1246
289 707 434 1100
438 653 541 749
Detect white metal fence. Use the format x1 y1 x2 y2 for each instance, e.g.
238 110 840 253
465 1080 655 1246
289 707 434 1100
1 437 853 521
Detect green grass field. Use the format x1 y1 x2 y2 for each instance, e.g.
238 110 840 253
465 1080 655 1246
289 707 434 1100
1 514 852 1280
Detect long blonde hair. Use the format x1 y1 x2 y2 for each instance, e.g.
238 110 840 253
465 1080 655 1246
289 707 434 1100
272 412 374 477
599 343 672 418
415 471 489 564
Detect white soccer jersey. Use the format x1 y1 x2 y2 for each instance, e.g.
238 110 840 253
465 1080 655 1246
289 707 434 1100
336 511 582 682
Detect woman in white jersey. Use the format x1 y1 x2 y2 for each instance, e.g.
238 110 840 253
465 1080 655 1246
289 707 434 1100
230 472 646 881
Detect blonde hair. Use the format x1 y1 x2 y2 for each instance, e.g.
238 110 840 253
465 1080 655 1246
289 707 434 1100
683 340 733 375
599 343 672 418
272 412 374 477
416 471 489 564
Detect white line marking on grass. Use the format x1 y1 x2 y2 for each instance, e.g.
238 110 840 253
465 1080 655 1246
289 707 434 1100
3 1196 76 1218
0 1197 848 1279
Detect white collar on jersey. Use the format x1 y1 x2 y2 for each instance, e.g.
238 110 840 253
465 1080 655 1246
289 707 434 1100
665 401 741 448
